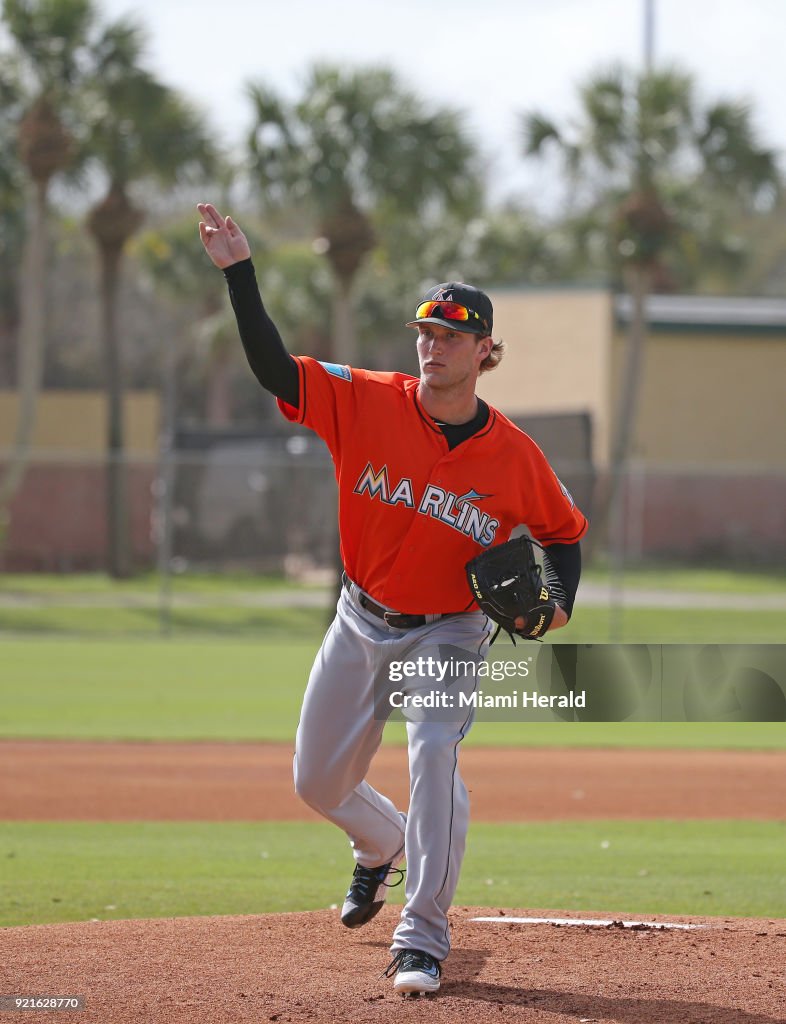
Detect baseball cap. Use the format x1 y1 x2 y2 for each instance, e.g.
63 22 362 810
406 282 493 336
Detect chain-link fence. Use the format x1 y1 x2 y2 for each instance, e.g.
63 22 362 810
3 448 784 574
1 443 784 639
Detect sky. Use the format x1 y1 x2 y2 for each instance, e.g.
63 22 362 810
92 0 786 205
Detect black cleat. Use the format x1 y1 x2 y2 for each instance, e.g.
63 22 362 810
340 859 404 929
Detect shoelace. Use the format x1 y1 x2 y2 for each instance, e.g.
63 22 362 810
382 948 440 979
380 867 405 889
347 863 405 901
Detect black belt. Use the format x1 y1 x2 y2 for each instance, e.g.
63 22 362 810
342 573 431 629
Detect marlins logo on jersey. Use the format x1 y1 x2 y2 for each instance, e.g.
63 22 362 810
276 355 588 610
353 462 499 546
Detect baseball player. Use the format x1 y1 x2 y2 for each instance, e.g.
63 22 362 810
197 203 587 995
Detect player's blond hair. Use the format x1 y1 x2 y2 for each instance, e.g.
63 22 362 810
479 337 505 374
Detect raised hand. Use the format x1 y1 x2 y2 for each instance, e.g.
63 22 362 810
197 202 251 269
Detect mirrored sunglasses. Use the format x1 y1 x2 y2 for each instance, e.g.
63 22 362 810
415 301 488 331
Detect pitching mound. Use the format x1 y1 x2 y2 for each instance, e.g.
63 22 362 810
2 907 784 1023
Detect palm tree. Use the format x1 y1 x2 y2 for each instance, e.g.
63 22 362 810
0 57 25 389
246 64 481 366
136 215 245 426
522 65 779 553
0 0 95 537
83 17 216 576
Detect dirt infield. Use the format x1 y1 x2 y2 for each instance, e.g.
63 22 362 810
2 741 785 1022
2 741 786 820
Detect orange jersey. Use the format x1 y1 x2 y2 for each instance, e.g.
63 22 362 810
278 357 588 613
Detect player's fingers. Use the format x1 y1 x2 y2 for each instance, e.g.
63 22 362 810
225 215 238 235
198 222 221 247
198 202 223 228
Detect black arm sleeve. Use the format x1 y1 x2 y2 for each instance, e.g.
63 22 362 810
222 258 299 407
542 541 582 618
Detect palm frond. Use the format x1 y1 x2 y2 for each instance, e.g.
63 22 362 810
2 0 97 90
698 101 781 207
521 112 562 155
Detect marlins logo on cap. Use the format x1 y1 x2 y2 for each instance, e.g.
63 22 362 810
406 282 493 336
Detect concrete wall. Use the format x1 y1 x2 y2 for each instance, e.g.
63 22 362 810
622 468 786 562
0 391 160 456
475 290 786 560
611 329 786 469
3 460 157 571
0 391 160 570
477 288 612 468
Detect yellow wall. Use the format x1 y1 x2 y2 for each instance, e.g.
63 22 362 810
477 289 613 467
612 330 786 468
0 391 160 456
4 321 781 470
476 287 786 470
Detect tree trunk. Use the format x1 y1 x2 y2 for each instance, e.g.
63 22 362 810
205 350 233 427
320 193 372 366
590 264 652 561
613 265 649 468
87 185 143 579
0 179 48 555
0 318 18 387
99 244 131 579
331 275 357 366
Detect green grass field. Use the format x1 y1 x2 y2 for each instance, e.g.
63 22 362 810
1 638 785 747
3 564 785 594
1 820 784 928
1 565 784 642
1 566 783 930
1 604 784 643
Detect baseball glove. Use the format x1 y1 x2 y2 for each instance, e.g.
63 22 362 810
465 536 556 640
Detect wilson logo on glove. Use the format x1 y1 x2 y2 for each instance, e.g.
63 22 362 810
465 536 557 642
